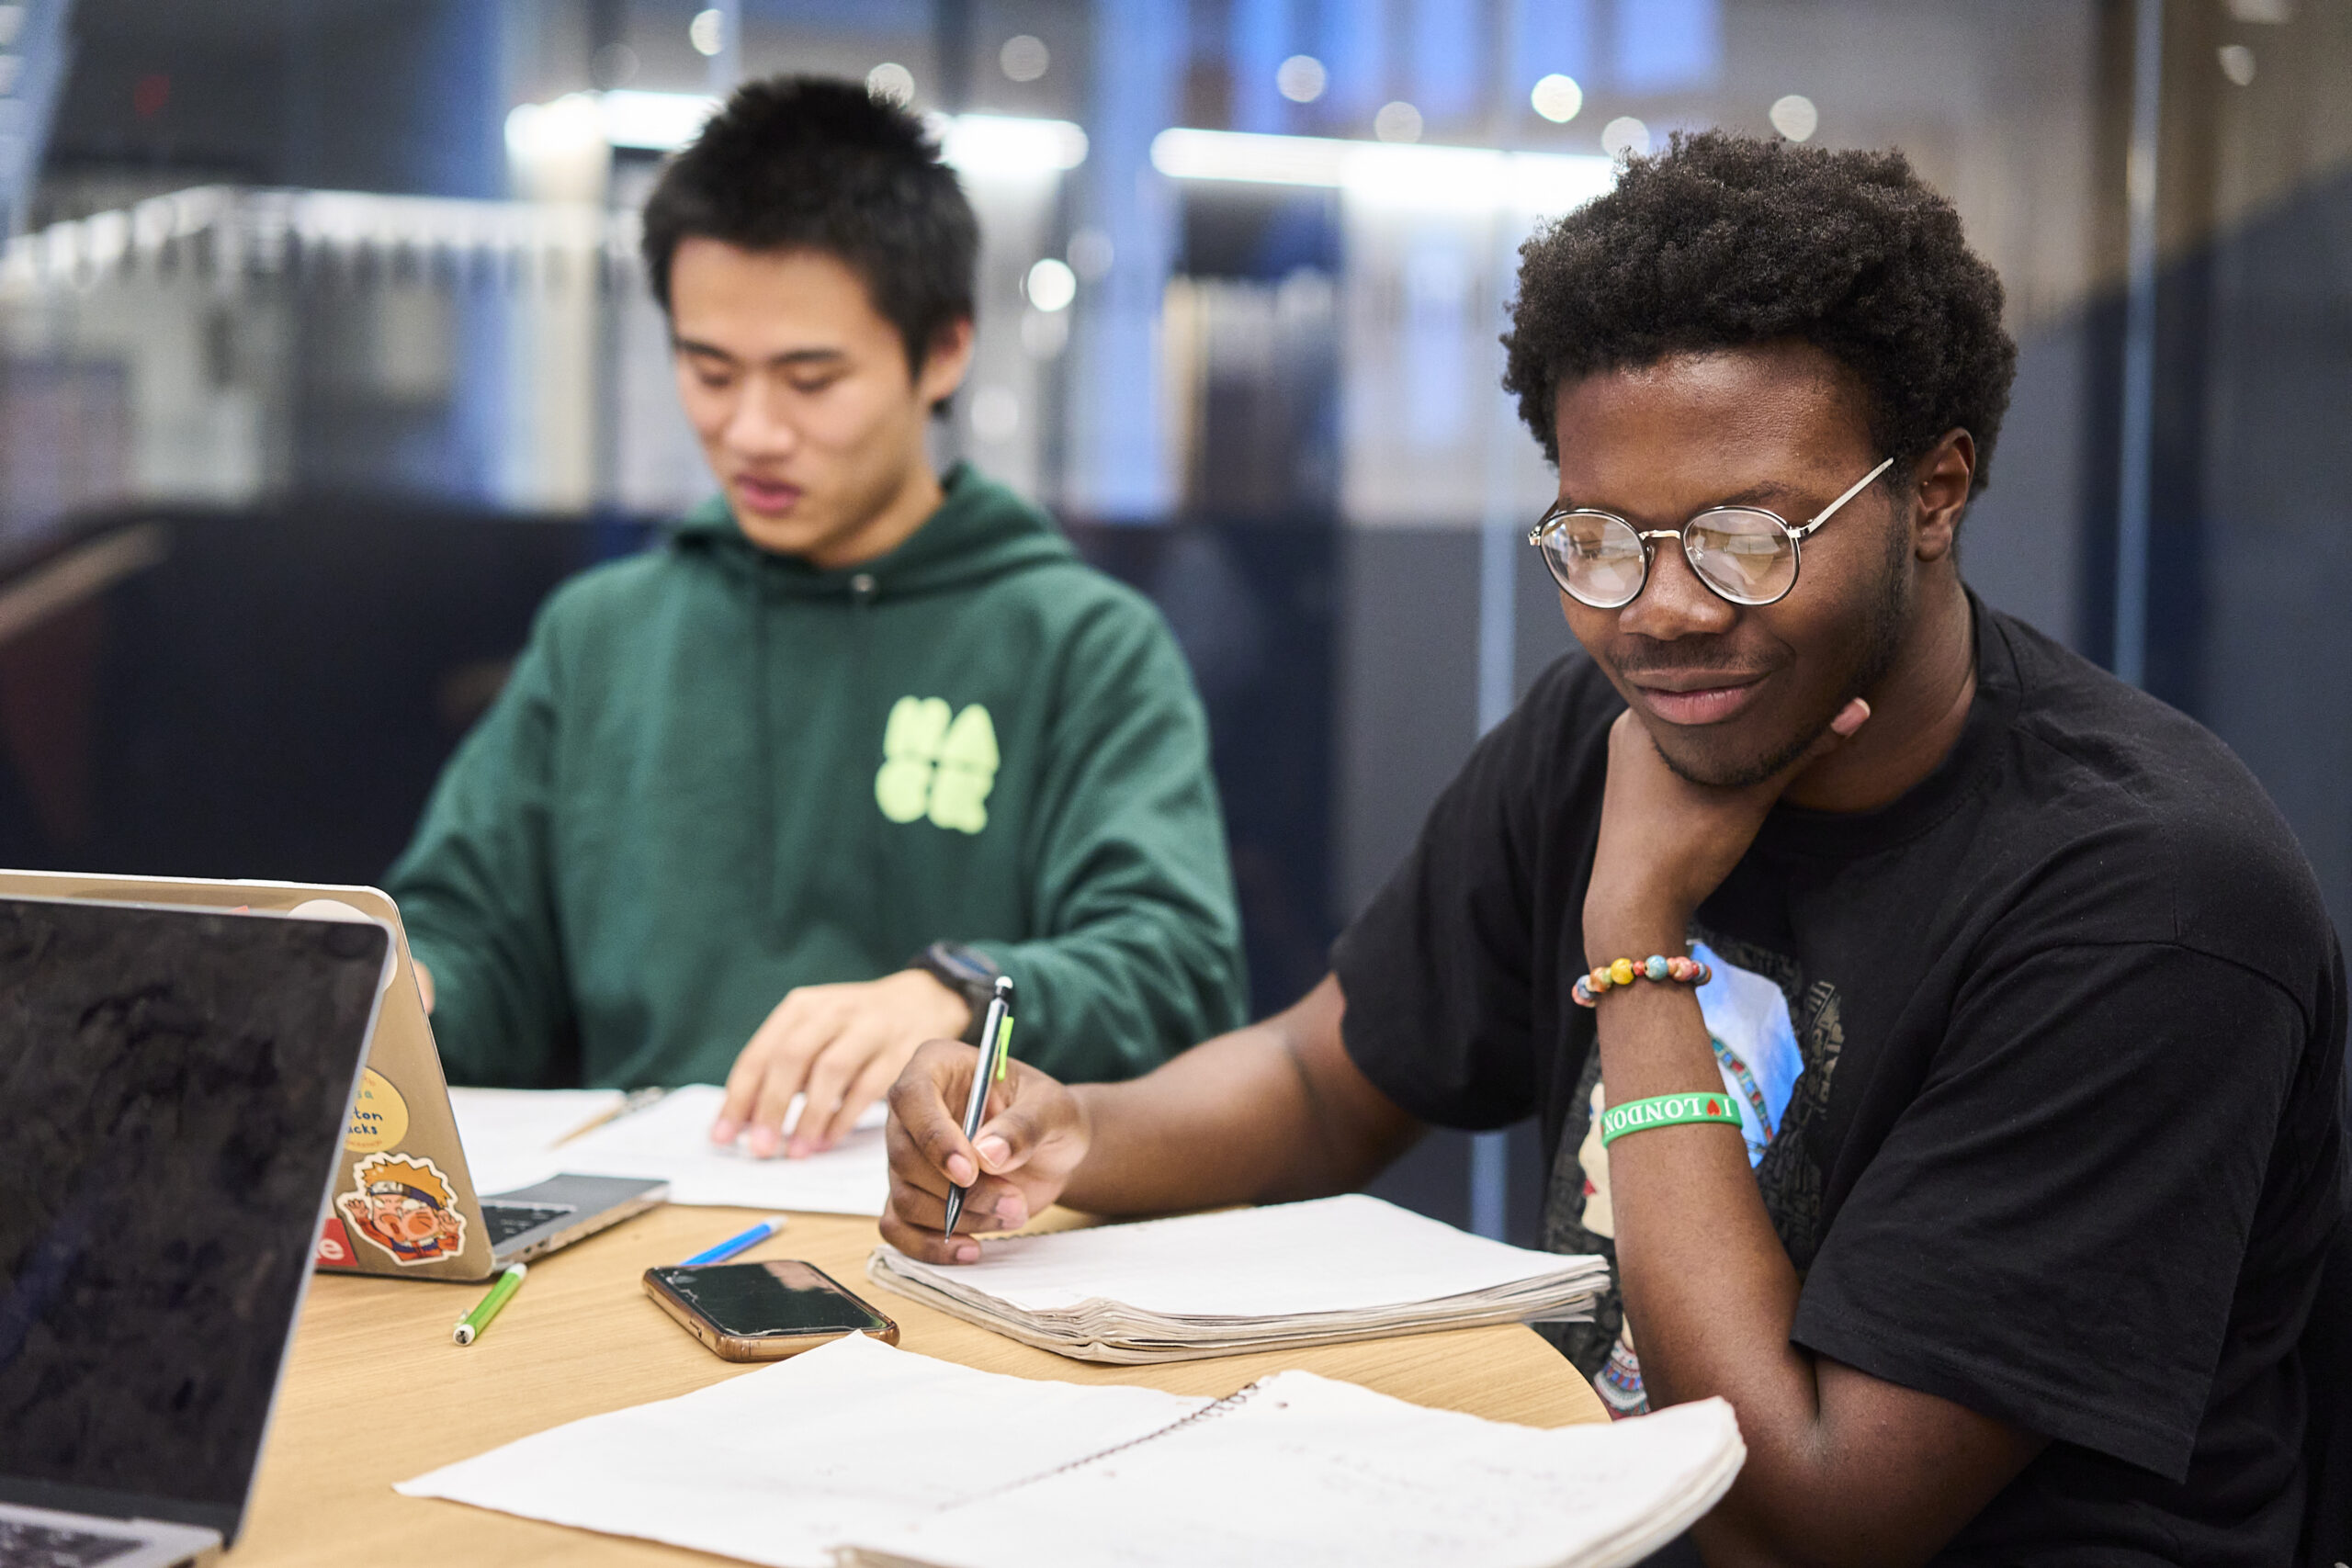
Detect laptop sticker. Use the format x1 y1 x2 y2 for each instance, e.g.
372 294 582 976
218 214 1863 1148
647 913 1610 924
337 1152 469 1266
314 1213 358 1269
344 1067 411 1153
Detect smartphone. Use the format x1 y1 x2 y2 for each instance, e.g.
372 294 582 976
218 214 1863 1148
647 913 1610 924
642 1259 900 1361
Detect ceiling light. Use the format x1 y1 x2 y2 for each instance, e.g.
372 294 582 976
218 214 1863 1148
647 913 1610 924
939 114 1089 176
1148 128 1615 215
1025 257 1076 311
1531 74 1583 123
1000 35 1049 83
1769 95 1817 141
866 62 915 106
1601 116 1650 158
1276 54 1327 104
585 93 1086 177
1373 101 1423 143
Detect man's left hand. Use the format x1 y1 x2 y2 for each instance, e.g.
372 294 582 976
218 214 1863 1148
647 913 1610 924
712 970 973 1157
1583 698 1871 961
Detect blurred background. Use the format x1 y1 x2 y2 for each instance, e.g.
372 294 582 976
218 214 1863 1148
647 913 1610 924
0 0 2344 1240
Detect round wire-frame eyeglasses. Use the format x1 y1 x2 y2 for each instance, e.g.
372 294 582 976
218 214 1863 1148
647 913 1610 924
1528 457 1896 609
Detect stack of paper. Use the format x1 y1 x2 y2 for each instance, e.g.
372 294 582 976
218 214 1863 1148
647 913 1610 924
543 1083 891 1215
399 1333 1744 1568
866 1194 1609 1362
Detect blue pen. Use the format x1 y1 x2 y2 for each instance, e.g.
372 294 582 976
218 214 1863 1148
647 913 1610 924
678 1214 789 1267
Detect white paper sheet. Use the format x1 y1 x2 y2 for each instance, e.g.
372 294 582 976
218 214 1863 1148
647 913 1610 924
545 1083 891 1213
447 1087 628 1195
399 1335 1743 1568
847 1374 1745 1568
395 1334 1207 1568
883 1194 1598 1316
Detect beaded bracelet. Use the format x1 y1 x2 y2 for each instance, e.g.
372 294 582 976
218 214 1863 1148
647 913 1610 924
1571 953 1711 1008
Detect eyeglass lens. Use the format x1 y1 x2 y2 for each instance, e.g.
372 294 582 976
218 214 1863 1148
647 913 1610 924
1547 513 1648 607
1684 509 1799 604
1539 507 1798 608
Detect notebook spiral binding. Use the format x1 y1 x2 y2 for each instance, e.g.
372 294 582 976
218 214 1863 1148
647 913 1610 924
991 1379 1271 1497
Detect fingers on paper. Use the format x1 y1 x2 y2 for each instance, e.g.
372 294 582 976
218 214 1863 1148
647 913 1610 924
716 991 852 1157
789 1024 873 1156
715 999 797 1143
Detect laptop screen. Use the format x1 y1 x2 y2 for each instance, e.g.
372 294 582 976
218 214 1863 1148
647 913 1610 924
0 898 389 1540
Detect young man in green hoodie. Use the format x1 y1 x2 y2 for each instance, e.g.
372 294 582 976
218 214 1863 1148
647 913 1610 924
387 77 1247 1157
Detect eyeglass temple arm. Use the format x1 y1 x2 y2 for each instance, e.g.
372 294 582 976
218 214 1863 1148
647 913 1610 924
1791 457 1897 538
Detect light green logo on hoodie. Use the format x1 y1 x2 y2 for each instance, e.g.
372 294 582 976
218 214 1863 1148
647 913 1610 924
876 696 1000 834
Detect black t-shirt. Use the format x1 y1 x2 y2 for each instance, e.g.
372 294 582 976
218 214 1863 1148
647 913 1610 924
1333 595 2348 1563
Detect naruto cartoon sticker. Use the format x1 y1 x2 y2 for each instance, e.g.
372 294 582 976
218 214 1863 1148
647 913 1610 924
337 1151 468 1267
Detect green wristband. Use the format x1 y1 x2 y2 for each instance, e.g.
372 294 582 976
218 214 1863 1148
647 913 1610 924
1599 1091 1745 1146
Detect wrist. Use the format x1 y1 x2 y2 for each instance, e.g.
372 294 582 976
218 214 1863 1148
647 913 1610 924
1044 1084 1100 1210
905 942 998 1043
896 967 975 1040
1581 901 1694 972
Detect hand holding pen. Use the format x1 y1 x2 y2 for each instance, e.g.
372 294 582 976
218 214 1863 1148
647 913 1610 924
880 1024 1093 1267
940 976 1016 1239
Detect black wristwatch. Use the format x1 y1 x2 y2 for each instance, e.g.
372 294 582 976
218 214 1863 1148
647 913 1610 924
908 942 1002 1046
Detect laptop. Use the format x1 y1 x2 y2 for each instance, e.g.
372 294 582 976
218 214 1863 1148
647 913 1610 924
0 894 393 1566
0 871 666 1283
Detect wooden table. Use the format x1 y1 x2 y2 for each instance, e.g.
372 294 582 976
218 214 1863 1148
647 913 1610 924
228 1203 1606 1565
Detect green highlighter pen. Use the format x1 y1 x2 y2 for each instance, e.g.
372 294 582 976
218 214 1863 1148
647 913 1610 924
453 1263 528 1346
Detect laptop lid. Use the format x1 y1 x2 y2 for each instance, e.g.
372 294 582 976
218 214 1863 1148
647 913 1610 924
0 871 505 1283
0 896 393 1545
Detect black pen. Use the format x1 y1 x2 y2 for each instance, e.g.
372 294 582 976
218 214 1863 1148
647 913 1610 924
941 976 1015 1240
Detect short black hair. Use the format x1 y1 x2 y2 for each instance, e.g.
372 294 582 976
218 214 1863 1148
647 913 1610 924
1502 130 2017 494
640 75 978 375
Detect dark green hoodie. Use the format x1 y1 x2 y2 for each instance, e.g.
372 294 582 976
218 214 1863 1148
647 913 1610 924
388 466 1248 1089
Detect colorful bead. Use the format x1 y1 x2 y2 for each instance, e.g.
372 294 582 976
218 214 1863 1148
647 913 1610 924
1575 951 1709 1008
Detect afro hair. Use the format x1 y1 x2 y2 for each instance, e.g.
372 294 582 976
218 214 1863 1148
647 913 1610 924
1501 130 2018 495
640 75 978 374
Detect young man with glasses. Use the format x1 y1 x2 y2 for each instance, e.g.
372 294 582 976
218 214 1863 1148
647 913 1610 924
882 132 2346 1562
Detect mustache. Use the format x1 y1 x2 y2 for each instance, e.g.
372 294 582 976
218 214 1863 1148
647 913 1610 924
1607 647 1778 683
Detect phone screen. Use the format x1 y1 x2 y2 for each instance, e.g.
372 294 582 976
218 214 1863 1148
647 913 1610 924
649 1260 894 1338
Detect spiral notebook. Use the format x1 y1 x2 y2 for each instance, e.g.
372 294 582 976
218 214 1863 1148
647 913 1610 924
865 1193 1611 1362
397 1334 1744 1568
